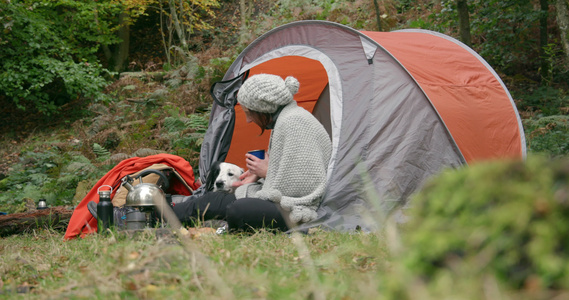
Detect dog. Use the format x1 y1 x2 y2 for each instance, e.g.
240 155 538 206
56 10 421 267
204 161 244 193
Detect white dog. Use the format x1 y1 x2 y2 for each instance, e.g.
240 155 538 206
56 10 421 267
205 161 244 193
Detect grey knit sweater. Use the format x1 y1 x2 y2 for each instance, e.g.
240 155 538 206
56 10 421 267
234 101 332 224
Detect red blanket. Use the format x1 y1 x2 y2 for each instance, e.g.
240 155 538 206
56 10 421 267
64 154 200 240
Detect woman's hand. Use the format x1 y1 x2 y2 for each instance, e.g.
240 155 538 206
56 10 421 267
232 170 259 187
245 153 268 178
231 153 269 188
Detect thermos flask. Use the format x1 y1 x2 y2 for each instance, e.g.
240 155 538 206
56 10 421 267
97 185 113 233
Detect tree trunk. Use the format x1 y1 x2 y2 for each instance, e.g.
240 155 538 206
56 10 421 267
556 0 569 69
456 0 471 46
0 207 73 237
373 0 382 31
540 0 549 84
159 0 171 67
169 0 188 50
95 8 130 72
240 0 246 27
113 12 130 72
93 9 113 65
239 0 249 43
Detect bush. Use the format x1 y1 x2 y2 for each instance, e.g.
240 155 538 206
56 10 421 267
524 115 569 157
0 1 113 115
516 86 569 116
0 149 106 213
163 106 210 171
400 155 569 291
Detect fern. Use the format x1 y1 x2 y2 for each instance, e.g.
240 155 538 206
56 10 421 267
56 174 81 186
63 162 96 176
93 143 111 161
164 116 187 132
184 114 209 133
161 110 210 162
0 150 107 213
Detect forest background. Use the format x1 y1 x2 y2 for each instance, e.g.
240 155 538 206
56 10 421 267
2 0 569 298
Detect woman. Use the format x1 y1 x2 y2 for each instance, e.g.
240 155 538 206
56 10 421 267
173 74 332 232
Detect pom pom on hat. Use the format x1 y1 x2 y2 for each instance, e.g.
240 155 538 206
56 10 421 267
284 76 299 95
238 74 299 113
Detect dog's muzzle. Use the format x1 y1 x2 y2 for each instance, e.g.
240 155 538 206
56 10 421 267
215 181 225 190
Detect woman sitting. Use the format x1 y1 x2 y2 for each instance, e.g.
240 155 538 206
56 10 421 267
173 74 332 232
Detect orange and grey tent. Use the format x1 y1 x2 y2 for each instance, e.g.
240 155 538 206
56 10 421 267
199 20 526 231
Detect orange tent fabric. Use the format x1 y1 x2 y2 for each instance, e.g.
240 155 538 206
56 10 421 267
64 154 199 240
361 31 523 162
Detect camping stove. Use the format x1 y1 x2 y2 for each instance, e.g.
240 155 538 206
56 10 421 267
123 195 173 230
125 206 154 230
121 170 172 230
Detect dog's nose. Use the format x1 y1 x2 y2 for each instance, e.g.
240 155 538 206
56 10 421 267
215 181 224 188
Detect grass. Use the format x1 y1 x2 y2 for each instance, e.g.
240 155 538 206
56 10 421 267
0 228 389 299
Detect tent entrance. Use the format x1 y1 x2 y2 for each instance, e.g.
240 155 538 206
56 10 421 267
224 56 330 168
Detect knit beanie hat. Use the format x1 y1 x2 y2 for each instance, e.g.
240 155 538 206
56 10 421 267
237 74 300 113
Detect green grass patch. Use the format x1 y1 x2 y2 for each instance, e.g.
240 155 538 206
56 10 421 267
0 229 387 298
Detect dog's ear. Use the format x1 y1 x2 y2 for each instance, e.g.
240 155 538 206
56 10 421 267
205 161 221 191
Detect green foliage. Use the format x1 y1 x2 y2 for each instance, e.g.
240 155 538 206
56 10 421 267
93 143 111 162
163 106 210 162
516 86 569 116
0 0 116 115
472 1 542 74
401 155 569 291
523 115 569 157
0 150 105 213
158 0 220 67
207 56 234 85
539 42 569 87
403 1 454 32
269 0 378 30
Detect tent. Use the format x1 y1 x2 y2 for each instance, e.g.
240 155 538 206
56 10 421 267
199 20 526 231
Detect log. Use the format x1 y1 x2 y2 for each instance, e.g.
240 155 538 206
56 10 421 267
0 207 74 237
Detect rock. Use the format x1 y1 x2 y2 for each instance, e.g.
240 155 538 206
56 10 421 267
165 78 182 88
23 198 36 212
72 180 92 206
131 148 165 157
148 89 169 101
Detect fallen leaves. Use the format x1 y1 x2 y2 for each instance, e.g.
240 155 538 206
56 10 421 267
178 226 216 239
128 251 140 260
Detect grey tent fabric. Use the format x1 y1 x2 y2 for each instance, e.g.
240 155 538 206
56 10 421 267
198 72 248 185
198 20 523 232
299 49 465 231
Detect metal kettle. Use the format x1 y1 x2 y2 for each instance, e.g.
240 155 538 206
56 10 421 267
121 169 170 207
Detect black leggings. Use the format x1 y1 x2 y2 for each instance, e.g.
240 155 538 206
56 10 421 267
172 191 290 232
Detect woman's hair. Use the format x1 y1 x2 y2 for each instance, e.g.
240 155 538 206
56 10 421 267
248 109 273 135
